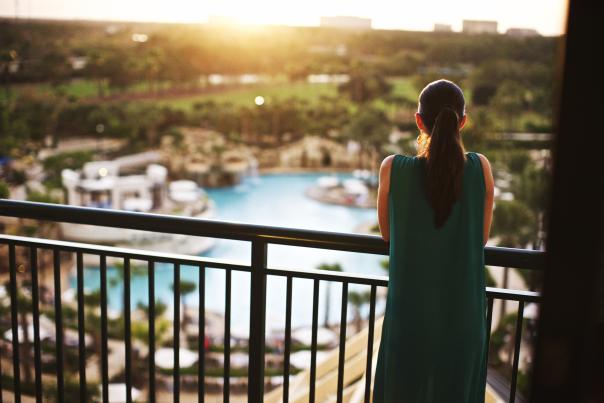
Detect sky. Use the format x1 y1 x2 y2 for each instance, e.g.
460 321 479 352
0 0 568 35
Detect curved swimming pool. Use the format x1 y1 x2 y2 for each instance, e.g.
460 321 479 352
72 173 386 333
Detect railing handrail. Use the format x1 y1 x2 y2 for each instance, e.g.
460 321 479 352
0 233 542 302
0 199 543 402
0 199 545 270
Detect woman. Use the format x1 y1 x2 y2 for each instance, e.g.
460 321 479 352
372 79 495 403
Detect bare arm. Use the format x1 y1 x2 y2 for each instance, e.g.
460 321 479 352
477 153 495 245
377 155 395 242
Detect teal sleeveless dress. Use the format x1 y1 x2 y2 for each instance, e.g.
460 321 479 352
373 152 487 403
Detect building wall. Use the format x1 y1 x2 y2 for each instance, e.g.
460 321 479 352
434 23 453 32
320 16 372 30
462 20 498 34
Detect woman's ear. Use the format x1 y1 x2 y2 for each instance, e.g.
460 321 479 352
459 114 467 130
415 112 427 133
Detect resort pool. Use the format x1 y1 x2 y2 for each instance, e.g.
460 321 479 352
72 173 386 333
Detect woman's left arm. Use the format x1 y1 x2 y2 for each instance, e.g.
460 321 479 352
377 155 395 242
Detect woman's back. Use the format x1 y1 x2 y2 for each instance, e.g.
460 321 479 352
372 152 487 403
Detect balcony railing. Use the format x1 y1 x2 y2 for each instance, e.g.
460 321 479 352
0 200 543 403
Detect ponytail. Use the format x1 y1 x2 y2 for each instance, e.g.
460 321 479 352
418 106 466 228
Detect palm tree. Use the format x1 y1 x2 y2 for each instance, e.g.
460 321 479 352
135 300 170 345
84 290 103 377
17 291 33 384
170 279 197 336
491 199 536 325
348 290 371 333
316 263 343 328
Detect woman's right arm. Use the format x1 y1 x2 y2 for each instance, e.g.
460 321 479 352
477 153 495 245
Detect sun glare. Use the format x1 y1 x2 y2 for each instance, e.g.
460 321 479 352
1 0 567 34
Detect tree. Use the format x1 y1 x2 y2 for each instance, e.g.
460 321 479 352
0 179 9 198
16 291 34 384
85 48 110 97
316 263 343 328
135 300 171 346
83 290 104 377
491 199 536 320
492 200 536 249
489 81 530 130
338 70 392 104
348 290 371 333
472 84 498 106
38 50 71 87
344 107 391 171
170 279 197 336
510 162 550 248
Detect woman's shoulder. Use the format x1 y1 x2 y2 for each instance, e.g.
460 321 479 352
465 151 490 167
465 151 491 166
391 153 420 166
465 151 493 189
381 154 414 167
379 154 417 180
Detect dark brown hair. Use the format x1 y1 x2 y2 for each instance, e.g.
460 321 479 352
417 79 466 228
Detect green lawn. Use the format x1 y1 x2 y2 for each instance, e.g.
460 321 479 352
151 81 339 110
1 80 99 100
1 79 175 101
2 77 417 110
390 77 417 101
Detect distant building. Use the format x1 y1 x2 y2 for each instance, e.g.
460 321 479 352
320 16 372 30
434 23 453 32
506 28 540 37
207 15 240 26
68 56 88 70
462 20 498 34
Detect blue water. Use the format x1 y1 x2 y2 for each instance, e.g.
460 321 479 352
72 173 386 333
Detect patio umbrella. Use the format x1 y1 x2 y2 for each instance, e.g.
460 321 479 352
289 350 330 370
291 326 338 346
100 383 141 403
4 324 51 342
155 347 198 369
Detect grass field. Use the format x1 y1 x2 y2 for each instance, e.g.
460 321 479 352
0 79 178 101
390 77 417 101
151 81 340 110
2 77 417 109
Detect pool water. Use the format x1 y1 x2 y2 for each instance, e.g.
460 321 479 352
72 173 386 333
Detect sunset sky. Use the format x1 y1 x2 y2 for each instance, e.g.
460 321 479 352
1 0 568 35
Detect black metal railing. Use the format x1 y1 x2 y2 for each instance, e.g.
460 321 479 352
0 200 544 403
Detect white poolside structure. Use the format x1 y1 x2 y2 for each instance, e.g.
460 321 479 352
60 156 214 254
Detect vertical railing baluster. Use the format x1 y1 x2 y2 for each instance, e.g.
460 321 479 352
509 301 525 403
309 279 320 403
76 252 87 403
30 247 43 403
100 254 109 403
336 282 348 403
53 248 65 403
364 285 377 403
283 276 292 403
248 240 268 402
486 296 494 366
124 258 132 403
8 244 21 403
198 264 206 403
224 269 231 403
174 263 181 403
148 260 156 403
0 316 2 403
172 263 180 403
